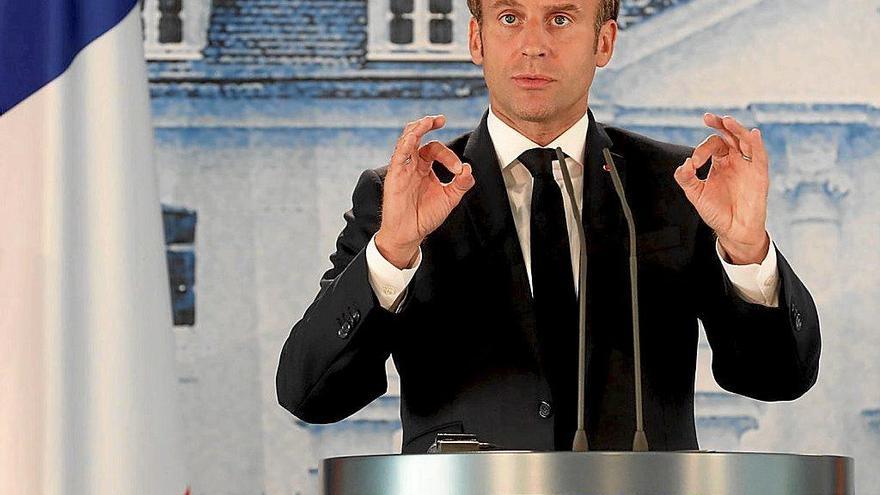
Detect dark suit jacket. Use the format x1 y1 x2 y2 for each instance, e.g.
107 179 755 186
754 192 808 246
276 108 820 454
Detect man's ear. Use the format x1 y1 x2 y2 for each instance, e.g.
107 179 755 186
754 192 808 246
595 20 618 68
469 17 483 65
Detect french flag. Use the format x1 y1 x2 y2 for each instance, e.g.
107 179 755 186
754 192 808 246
1 1 189 493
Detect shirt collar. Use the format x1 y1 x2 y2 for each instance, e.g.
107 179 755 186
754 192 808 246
486 104 590 172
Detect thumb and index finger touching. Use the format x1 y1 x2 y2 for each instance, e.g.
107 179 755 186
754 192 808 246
418 139 474 194
396 114 475 193
674 133 727 198
675 113 765 196
390 115 445 175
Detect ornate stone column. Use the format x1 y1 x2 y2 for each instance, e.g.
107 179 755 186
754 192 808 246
776 126 851 293
748 122 853 451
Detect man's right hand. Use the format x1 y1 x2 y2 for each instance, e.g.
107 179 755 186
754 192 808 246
375 115 475 269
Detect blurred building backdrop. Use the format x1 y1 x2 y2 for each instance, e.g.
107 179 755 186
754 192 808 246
144 0 880 493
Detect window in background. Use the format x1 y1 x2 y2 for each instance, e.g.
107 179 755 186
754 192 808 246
368 0 472 61
142 0 210 60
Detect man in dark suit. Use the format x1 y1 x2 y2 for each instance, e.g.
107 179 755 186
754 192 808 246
276 0 820 454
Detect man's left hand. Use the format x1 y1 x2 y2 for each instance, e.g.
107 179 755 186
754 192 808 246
674 113 771 265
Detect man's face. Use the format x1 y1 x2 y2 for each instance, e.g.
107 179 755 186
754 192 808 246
469 0 616 126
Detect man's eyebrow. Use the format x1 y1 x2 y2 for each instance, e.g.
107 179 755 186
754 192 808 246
488 0 583 13
548 3 583 13
488 0 524 10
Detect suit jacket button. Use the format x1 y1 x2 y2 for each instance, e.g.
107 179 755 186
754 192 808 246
539 401 552 419
338 321 351 339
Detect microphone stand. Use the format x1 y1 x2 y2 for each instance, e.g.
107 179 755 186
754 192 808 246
554 148 589 452
602 148 649 452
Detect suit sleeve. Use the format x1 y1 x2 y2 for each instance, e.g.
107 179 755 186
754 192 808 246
694 219 821 401
276 168 400 423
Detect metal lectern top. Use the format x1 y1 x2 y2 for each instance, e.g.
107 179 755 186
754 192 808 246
322 451 853 495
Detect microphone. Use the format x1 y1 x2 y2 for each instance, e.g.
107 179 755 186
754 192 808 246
554 147 589 452
602 147 649 452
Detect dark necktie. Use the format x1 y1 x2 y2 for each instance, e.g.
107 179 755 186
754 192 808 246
518 148 578 449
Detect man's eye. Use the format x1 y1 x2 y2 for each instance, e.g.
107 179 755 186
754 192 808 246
552 15 571 26
501 14 517 25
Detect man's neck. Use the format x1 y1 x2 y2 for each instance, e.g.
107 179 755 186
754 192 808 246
490 102 588 147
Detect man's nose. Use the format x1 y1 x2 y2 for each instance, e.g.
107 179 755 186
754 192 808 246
519 19 549 58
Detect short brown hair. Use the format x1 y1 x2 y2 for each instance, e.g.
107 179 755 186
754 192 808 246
466 0 620 36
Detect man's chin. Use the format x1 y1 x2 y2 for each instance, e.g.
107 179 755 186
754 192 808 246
512 104 556 123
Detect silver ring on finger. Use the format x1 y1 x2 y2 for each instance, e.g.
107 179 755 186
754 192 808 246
740 153 752 162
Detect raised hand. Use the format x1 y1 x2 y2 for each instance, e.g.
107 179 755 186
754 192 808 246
674 113 771 265
375 115 476 269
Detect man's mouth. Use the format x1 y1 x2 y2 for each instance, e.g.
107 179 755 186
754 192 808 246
512 74 555 89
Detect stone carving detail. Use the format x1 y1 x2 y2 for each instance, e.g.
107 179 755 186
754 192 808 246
776 127 852 224
778 170 851 202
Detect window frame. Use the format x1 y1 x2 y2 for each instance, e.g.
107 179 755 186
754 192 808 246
142 0 211 61
367 0 473 61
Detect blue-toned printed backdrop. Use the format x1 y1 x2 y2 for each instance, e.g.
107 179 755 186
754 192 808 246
147 1 880 493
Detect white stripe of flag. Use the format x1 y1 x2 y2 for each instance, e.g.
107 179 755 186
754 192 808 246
1 3 189 494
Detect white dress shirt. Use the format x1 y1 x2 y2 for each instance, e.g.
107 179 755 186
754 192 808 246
365 107 780 312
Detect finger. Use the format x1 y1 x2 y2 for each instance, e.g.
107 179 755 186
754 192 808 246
409 115 447 144
390 132 418 174
419 140 463 175
397 115 445 150
400 119 418 137
691 134 728 169
749 127 768 165
720 115 751 141
396 116 446 167
703 113 742 154
396 121 418 149
674 157 704 199
720 115 756 159
447 163 475 197
401 114 439 136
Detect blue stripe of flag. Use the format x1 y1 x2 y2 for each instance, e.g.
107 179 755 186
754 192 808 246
0 0 137 115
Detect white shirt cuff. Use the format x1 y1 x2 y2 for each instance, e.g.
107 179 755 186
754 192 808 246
716 232 781 308
365 233 422 312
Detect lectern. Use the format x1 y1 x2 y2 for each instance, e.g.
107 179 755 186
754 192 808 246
322 451 853 494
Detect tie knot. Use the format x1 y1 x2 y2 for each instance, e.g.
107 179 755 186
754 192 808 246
518 148 562 178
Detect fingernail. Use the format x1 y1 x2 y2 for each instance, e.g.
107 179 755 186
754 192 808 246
455 161 463 174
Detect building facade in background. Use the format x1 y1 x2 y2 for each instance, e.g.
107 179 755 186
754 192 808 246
145 1 880 493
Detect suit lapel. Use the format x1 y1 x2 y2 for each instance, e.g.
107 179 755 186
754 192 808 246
582 110 632 399
460 110 519 251
459 109 539 360
584 108 627 240
560 109 630 405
